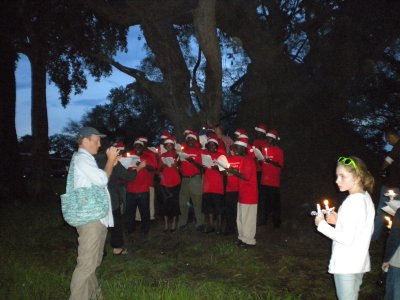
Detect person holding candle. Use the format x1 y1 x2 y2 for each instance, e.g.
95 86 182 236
372 128 400 242
259 129 284 228
314 156 375 300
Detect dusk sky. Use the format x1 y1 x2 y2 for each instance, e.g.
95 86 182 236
15 26 145 137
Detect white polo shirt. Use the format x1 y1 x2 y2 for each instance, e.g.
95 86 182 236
74 148 114 227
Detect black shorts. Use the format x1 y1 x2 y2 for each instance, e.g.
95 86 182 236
202 193 224 215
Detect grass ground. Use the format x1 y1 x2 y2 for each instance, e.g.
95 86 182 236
0 181 387 299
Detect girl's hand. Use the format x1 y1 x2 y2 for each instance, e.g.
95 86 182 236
326 211 338 225
314 214 325 226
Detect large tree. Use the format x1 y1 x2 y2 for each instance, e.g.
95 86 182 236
59 1 400 214
10 0 128 199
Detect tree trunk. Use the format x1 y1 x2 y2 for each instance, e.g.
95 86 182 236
28 50 52 201
141 16 200 135
193 0 222 124
0 38 26 204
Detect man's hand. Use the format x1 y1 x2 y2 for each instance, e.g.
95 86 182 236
106 146 120 165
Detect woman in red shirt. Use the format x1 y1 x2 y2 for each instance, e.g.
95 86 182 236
158 136 181 232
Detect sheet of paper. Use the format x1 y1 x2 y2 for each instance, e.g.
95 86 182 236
253 148 265 161
386 200 400 213
382 205 397 216
177 151 190 161
216 155 229 171
161 156 175 167
119 155 140 169
201 154 214 168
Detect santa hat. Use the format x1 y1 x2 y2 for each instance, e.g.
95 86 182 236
138 136 148 143
133 138 144 146
255 123 268 134
266 129 280 140
185 131 198 141
234 128 246 136
183 129 193 136
238 133 249 139
164 136 176 145
206 134 218 146
113 141 125 150
234 138 248 148
160 131 170 139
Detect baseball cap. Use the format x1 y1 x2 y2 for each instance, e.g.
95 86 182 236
77 127 106 139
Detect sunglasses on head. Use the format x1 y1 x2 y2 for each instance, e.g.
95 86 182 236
338 156 359 173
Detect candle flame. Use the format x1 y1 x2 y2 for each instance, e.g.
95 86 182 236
385 216 393 229
323 199 329 206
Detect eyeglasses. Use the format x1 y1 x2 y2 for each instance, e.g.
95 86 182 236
338 156 359 173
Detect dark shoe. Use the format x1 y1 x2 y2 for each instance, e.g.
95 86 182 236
215 230 222 235
236 239 243 246
170 228 176 232
179 224 188 230
163 228 169 233
239 242 256 249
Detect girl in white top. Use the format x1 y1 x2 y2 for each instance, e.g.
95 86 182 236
315 156 375 300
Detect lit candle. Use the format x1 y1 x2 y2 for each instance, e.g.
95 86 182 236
324 199 330 211
265 148 268 157
388 190 395 197
385 216 392 229
126 152 131 157
316 204 322 215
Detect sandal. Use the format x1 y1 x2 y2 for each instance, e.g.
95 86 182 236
113 248 128 256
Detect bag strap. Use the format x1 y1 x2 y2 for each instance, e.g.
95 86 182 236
65 153 77 193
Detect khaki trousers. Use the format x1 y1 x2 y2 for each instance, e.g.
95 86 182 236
237 203 257 245
178 175 203 227
70 221 107 300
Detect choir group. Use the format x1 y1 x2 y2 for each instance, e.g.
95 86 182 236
110 123 284 250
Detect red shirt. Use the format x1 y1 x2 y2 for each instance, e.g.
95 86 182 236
144 149 157 187
159 151 181 187
226 155 242 192
202 151 224 194
126 151 157 193
238 155 258 204
260 145 284 187
179 146 203 177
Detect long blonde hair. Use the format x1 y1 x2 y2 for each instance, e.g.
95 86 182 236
337 156 375 194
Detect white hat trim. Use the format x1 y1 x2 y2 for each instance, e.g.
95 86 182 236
206 138 218 145
134 140 144 146
255 126 266 133
164 138 175 144
234 141 248 147
186 133 197 140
